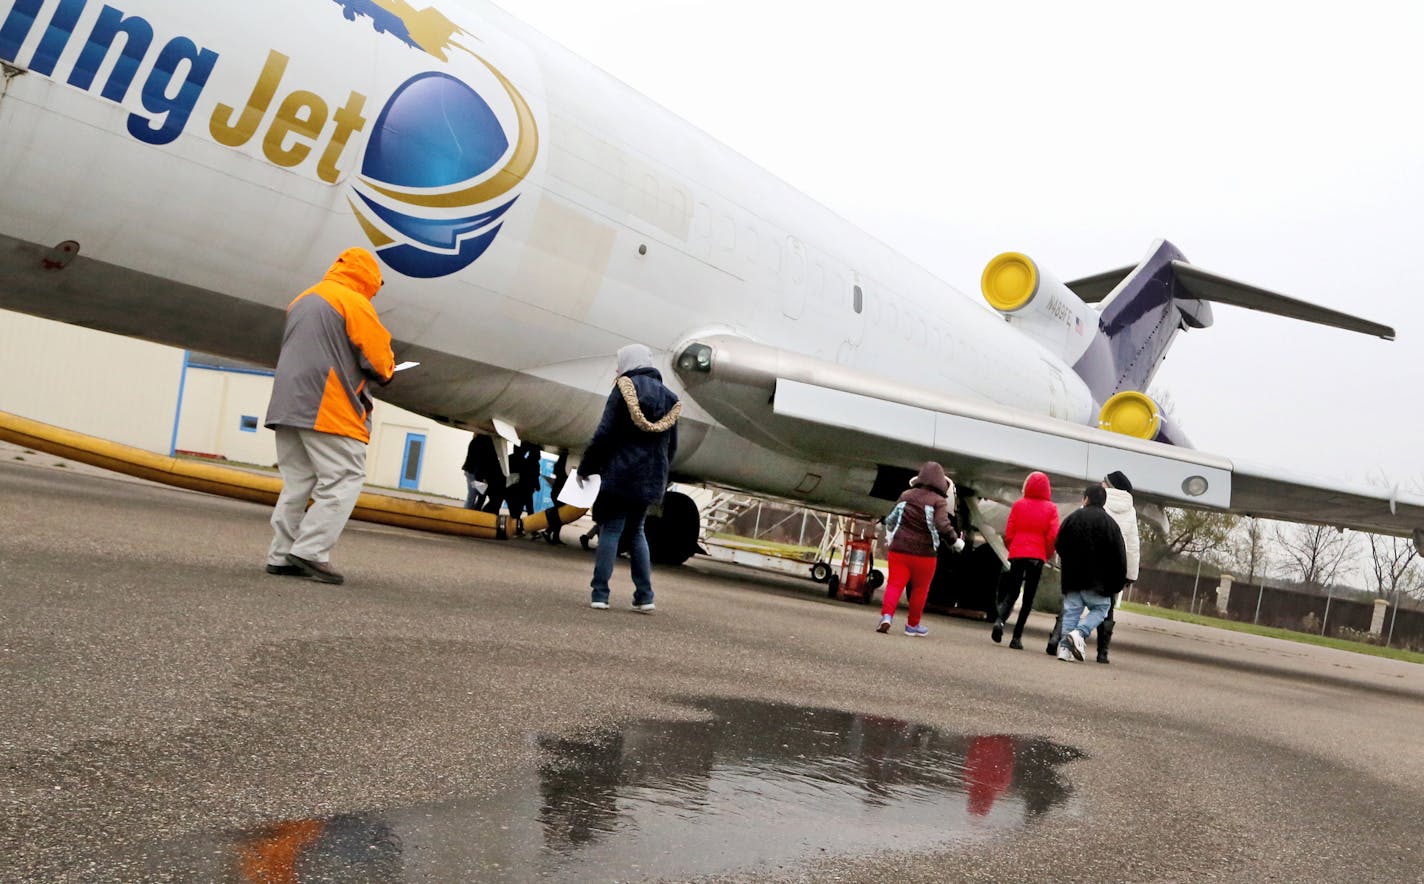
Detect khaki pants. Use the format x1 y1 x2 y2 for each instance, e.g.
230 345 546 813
267 426 367 566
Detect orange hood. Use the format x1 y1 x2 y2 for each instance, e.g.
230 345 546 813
322 247 383 300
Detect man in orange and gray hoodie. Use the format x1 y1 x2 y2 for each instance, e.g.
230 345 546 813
263 248 395 585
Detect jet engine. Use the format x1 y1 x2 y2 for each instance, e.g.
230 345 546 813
1097 390 1162 440
1097 389 1190 446
980 252 1100 365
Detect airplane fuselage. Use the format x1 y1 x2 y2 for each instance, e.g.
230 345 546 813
0 0 1094 513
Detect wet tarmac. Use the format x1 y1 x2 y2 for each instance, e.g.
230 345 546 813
2 449 1423 882
157 699 1081 881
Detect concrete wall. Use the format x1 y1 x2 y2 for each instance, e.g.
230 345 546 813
0 310 183 454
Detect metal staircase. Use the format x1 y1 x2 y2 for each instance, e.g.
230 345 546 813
699 491 761 541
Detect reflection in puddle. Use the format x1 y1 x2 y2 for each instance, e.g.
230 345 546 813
169 698 1083 881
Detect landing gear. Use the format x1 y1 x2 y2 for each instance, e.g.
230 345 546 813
644 490 701 565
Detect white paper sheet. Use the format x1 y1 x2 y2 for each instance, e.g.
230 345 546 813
557 474 600 508
394 361 420 372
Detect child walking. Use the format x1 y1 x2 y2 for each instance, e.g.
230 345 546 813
877 462 963 636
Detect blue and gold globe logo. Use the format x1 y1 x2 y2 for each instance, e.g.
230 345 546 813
338 2 537 278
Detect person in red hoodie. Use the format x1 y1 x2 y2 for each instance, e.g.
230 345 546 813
876 462 963 637
990 471 1060 649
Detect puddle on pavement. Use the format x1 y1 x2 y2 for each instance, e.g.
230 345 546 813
158 697 1083 881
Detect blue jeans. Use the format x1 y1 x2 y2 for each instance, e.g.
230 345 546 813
590 505 653 606
1061 589 1113 641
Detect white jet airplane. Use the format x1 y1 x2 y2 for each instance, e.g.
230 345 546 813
1 0 1420 568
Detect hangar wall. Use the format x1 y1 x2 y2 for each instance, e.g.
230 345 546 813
0 310 473 501
0 310 183 454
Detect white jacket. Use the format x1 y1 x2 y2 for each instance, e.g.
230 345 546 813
1103 487 1141 582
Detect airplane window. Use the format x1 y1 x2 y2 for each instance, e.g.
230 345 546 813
744 225 759 265
853 285 863 314
788 237 804 285
670 187 689 225
693 202 712 255
717 215 735 254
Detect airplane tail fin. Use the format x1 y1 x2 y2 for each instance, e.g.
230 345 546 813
1064 239 1394 409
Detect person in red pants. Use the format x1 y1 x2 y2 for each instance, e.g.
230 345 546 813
876 462 963 636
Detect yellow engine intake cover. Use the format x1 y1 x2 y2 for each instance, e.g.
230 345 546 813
981 252 1038 312
1098 391 1161 440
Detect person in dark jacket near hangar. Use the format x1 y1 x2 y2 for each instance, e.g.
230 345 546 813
503 441 543 521
575 344 681 613
461 433 502 510
1053 484 1127 661
990 471 1060 649
877 461 964 637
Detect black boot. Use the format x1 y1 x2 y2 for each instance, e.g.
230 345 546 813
1046 613 1062 655
541 506 566 545
1096 616 1114 664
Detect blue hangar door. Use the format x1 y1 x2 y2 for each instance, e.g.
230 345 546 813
398 433 426 490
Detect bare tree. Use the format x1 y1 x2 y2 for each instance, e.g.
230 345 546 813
1225 517 1270 584
1365 532 1420 600
1141 507 1239 566
1272 523 1357 590
1362 471 1424 604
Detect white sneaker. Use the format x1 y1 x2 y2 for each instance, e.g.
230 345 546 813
1056 643 1075 661
633 603 655 614
1067 631 1086 661
590 601 610 610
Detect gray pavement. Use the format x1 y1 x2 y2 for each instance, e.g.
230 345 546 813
1 451 1422 883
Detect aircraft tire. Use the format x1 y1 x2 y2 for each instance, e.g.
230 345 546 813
645 490 700 565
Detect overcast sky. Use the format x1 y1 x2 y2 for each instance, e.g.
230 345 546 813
494 0 1423 487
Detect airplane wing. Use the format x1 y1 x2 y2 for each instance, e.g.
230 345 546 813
674 335 1424 552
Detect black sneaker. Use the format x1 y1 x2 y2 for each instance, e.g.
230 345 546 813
265 563 303 576
1008 638 1024 650
991 620 1004 643
284 553 345 585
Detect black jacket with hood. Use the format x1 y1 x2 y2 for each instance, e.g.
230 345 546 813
580 359 680 512
1055 502 1127 595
